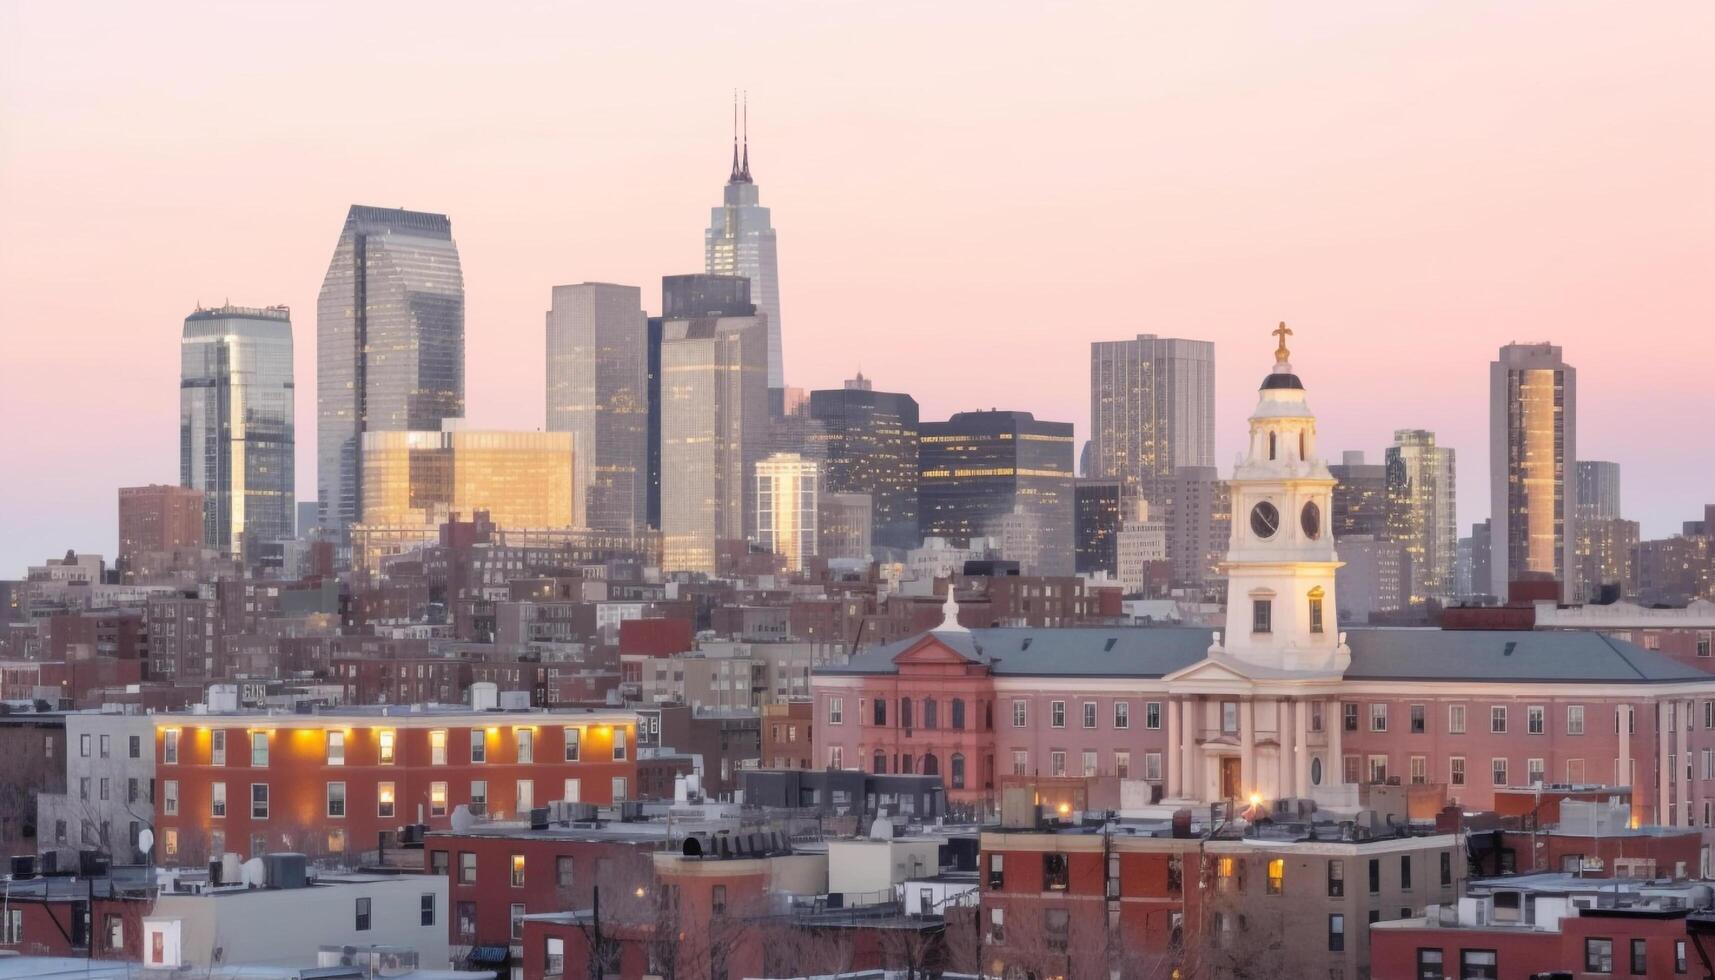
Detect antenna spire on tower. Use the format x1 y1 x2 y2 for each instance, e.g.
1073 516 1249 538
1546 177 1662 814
729 90 742 182
740 90 752 182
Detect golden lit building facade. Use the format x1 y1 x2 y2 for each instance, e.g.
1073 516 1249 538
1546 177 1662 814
756 452 818 572
1489 343 1576 599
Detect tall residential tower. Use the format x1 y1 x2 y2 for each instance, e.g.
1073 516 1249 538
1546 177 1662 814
705 99 785 413
1489 342 1576 599
180 304 295 561
1384 429 1456 603
316 205 465 538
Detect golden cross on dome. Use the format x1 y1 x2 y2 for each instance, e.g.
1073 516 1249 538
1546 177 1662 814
1272 321 1293 364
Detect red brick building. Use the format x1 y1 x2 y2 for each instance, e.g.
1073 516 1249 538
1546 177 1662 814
117 484 204 565
152 703 639 865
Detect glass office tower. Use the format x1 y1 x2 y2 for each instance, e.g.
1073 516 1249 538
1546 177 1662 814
317 205 464 538
546 283 649 531
1489 342 1576 599
180 304 295 561
918 410 1076 575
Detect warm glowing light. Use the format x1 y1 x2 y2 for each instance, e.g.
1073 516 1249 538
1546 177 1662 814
1056 802 1071 816
1248 793 1262 807
634 887 646 898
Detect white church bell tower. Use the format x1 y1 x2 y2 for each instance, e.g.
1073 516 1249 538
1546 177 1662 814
1214 324 1349 675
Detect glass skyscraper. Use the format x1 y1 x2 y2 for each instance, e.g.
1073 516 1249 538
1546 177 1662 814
705 117 785 411
180 304 295 561
1089 334 1215 501
918 410 1076 575
1490 342 1576 599
807 374 920 552
546 283 649 531
317 205 464 538
1385 429 1457 603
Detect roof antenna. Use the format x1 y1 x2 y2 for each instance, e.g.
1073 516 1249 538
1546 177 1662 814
729 89 742 182
740 90 752 182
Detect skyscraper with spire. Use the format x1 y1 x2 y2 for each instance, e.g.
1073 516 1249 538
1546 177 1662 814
705 94 786 415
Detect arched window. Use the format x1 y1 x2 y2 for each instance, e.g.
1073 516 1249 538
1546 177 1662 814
1268 431 1277 460
951 698 966 730
924 698 939 730
873 750 886 774
951 753 966 790
900 698 914 729
1311 757 1323 786
922 753 940 777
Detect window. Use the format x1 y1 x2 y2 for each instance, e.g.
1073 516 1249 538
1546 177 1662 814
1043 853 1069 891
1368 755 1388 783
421 893 436 927
1222 701 1240 733
511 854 526 887
431 851 449 877
1116 701 1131 729
355 897 371 931
557 856 575 887
1631 938 1647 975
1492 758 1509 786
952 698 966 730
378 729 395 764
1 908 19 944
1700 633 1713 658
128 735 140 759
1327 860 1344 896
1490 706 1507 734
163 730 179 764
80 733 90 757
327 781 346 818
828 697 843 724
1527 758 1545 786
1450 757 1466 786
1370 703 1388 732
827 746 843 770
1145 701 1161 729
470 780 488 812
212 730 226 766
1441 851 1453 886
1401 855 1413 890
1410 756 1427 784
1266 858 1284 895
873 699 887 725
104 912 121 950
1527 705 1545 735
251 783 269 819
1051 751 1066 777
612 777 628 801
951 753 966 789
163 780 179 816
1082 701 1098 728
516 729 534 763
1012 750 1027 775
1343 702 1359 732
517 779 534 811
1568 705 1585 735
1079 750 1097 777
378 782 396 819
1328 914 1344 952
1309 596 1324 633
430 782 448 817
1410 704 1426 733
327 730 345 765
1368 858 1381 894
989 907 1004 942
1461 950 1497 979
1012 700 1027 727
873 750 886 774
612 728 627 761
1415 948 1445 979
1051 701 1066 727
1137 752 1156 781
1045 908 1069 952
471 729 487 763
1252 598 1272 633
457 902 477 941
211 782 226 818
563 778 580 802
430 729 447 765
459 852 476 883
563 727 580 761
545 936 565 976
250 732 268 766
900 698 914 728
1678 939 1689 973
1448 704 1466 734
1586 937 1614 973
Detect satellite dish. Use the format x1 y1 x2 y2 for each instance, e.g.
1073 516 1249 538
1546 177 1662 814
138 829 154 856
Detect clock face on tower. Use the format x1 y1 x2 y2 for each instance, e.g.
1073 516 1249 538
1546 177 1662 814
1250 501 1280 539
1301 501 1321 539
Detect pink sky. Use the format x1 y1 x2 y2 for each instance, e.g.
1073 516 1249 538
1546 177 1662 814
2 2 1711 574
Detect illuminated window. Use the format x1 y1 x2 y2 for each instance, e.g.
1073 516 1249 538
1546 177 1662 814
378 782 396 819
471 729 487 764
510 854 526 888
430 782 448 817
211 782 226 818
327 731 345 766
1267 858 1284 895
430 730 447 766
211 730 226 766
612 728 627 762
378 730 396 765
163 730 179 765
563 728 580 762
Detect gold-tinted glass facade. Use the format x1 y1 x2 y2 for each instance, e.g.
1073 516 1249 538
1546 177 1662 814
359 428 574 531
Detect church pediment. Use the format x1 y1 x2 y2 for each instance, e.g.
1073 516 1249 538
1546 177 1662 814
1162 656 1258 689
892 631 986 674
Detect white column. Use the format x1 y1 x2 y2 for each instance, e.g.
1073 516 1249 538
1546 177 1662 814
1277 699 1295 799
1679 699 1693 827
1327 697 1343 784
1182 696 1199 802
1659 700 1673 826
1295 698 1312 797
1240 698 1256 798
1166 699 1182 799
1618 703 1632 797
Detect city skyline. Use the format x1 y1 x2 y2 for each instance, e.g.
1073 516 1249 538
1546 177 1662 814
3 2 1713 574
